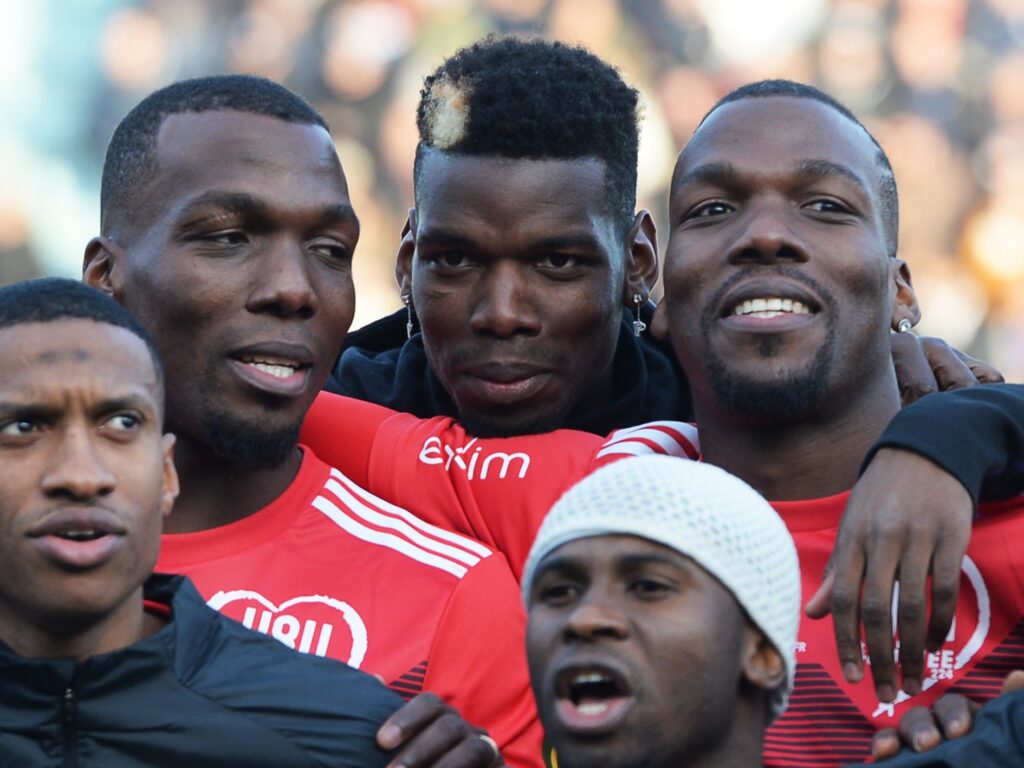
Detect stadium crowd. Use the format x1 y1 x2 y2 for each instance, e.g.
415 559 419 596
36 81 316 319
2 33 1024 768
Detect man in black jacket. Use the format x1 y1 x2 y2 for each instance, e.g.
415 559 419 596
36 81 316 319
0 278 402 767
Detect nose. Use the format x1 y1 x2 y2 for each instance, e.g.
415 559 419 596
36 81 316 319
727 201 809 265
247 239 319 319
40 428 116 501
563 595 629 643
469 263 541 339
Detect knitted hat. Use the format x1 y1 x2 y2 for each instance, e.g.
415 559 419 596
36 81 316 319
521 455 801 720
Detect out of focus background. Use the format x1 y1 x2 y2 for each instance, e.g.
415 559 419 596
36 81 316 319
2 0 1022 377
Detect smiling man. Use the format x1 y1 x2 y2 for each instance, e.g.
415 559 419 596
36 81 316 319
83 74 538 768
522 456 801 768
0 278 403 767
650 80 1024 767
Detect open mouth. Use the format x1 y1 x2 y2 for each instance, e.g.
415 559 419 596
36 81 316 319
228 348 314 397
554 666 633 731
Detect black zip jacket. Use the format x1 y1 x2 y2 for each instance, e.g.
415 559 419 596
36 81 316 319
0 574 401 768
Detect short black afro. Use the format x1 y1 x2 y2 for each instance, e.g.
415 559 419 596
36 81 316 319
414 36 640 236
700 79 899 257
100 74 328 237
0 277 164 393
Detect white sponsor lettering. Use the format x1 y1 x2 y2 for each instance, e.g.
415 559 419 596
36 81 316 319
418 436 530 479
208 590 368 667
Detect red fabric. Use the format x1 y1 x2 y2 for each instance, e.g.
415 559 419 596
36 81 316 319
764 492 1024 768
157 447 542 768
301 393 700 580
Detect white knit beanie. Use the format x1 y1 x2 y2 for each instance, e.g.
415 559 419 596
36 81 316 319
521 455 801 720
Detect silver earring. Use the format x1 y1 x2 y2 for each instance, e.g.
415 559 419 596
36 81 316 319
896 318 912 333
633 293 647 337
402 294 414 339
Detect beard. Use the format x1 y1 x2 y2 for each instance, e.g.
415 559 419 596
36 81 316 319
200 405 301 469
699 267 838 420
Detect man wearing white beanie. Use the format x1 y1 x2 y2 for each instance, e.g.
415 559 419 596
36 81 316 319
523 455 801 768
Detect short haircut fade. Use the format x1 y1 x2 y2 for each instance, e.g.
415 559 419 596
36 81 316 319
0 277 164 387
414 36 641 236
698 79 900 257
101 74 328 236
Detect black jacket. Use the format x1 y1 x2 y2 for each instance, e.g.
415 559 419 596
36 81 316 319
0 574 401 768
326 305 693 435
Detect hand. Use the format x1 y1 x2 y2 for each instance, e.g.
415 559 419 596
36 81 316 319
890 333 1004 406
870 670 1024 760
378 692 504 768
805 448 973 702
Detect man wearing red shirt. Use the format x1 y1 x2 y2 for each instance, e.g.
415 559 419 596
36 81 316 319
299 81 1024 767
83 74 537 768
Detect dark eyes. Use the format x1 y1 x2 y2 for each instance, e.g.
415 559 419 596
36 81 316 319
103 413 141 432
0 419 37 437
686 201 733 220
804 199 852 214
537 582 580 605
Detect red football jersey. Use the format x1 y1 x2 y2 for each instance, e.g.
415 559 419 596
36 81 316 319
157 447 542 768
302 393 1024 767
764 492 1024 768
301 393 701 580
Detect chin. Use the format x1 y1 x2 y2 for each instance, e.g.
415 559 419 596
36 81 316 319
457 408 564 438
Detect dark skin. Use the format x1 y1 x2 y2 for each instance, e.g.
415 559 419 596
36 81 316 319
85 110 500 768
526 535 783 768
0 320 178 662
872 670 1024 760
652 95 974 704
399 149 658 437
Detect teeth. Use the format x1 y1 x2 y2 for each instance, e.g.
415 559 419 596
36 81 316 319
573 672 608 685
576 701 610 716
247 362 297 379
731 297 810 317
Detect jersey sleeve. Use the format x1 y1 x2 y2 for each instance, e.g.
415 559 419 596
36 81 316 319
864 384 1024 505
302 392 700 578
422 551 544 768
301 392 400 486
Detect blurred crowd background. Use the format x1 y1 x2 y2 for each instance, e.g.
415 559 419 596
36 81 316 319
3 0 1022 378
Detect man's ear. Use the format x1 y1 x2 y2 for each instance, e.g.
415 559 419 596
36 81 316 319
890 258 921 332
621 210 659 307
159 432 180 520
395 208 417 300
741 625 787 694
83 236 126 299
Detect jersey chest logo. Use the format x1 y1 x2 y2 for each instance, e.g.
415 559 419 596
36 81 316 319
418 436 531 480
207 589 369 668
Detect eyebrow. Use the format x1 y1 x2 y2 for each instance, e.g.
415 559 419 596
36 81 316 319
673 159 870 196
534 550 688 581
176 191 358 227
0 393 158 421
417 228 603 252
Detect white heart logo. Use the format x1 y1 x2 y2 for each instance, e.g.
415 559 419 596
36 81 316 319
208 589 368 668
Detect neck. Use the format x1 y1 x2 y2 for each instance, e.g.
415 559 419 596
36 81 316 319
694 369 901 501
163 431 302 533
0 586 164 662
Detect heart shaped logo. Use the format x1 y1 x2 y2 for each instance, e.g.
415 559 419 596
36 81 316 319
207 589 369 668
